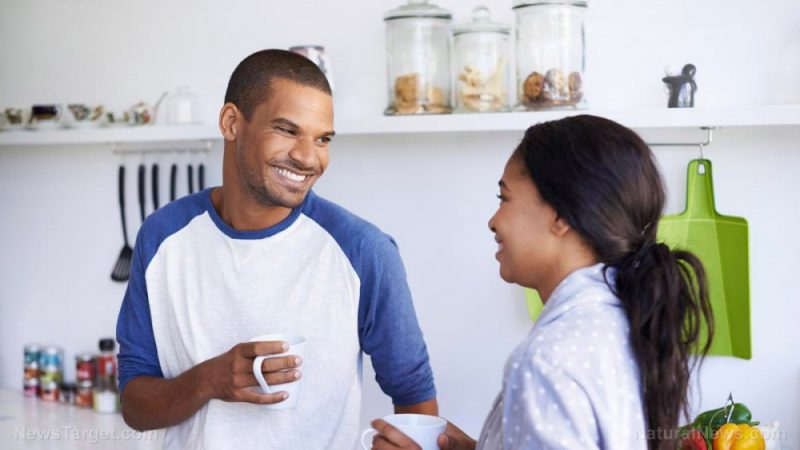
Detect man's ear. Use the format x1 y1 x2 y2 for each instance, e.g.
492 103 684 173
551 214 572 237
219 103 240 141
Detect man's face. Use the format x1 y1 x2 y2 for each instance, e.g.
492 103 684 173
235 78 334 209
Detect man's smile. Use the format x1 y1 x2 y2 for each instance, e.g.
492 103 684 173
272 165 312 185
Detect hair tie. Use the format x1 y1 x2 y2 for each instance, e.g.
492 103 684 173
640 222 653 238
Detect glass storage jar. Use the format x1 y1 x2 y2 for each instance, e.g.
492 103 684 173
453 6 511 113
384 0 453 115
513 0 587 110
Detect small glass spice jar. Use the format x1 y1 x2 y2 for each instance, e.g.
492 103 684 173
513 0 587 110
453 6 511 112
384 0 453 115
75 353 96 383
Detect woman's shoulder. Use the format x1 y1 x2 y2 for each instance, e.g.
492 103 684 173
510 303 633 379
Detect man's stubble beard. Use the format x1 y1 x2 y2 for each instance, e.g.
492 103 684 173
235 139 304 209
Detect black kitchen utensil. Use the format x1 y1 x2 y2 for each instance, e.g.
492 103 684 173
138 164 146 223
151 163 160 210
111 165 132 282
170 163 177 202
198 163 205 190
187 164 194 194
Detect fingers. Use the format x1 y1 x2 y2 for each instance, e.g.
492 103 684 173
230 388 290 405
231 354 301 374
259 355 302 373
371 435 402 450
370 420 419 449
371 435 419 450
233 367 301 389
236 341 289 357
263 369 302 386
438 422 476 450
234 370 302 389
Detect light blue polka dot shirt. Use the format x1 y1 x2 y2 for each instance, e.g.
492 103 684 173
476 263 647 450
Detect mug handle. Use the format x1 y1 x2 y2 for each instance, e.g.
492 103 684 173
360 428 377 450
252 356 272 394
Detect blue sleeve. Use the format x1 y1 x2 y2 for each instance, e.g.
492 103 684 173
358 234 437 406
116 229 163 395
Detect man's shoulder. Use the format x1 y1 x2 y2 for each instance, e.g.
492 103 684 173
135 190 209 260
302 192 397 261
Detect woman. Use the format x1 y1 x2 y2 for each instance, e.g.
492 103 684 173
369 115 714 450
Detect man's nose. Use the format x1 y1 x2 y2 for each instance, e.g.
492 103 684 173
288 137 317 170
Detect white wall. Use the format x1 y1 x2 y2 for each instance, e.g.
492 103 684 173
1 0 799 447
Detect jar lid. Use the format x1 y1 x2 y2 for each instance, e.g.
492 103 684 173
512 0 587 9
453 6 510 36
384 0 452 21
99 338 115 351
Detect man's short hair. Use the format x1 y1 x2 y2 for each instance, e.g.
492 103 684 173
224 49 332 120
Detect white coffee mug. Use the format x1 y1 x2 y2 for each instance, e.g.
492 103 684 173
361 414 447 450
250 334 306 410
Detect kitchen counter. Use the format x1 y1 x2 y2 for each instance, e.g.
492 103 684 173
0 389 163 449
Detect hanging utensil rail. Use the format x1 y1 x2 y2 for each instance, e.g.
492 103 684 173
648 127 715 148
110 140 213 155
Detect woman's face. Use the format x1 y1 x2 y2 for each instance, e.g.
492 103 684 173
488 154 562 289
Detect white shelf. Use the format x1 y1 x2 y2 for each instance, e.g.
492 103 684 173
0 124 219 147
2 105 800 147
337 105 800 135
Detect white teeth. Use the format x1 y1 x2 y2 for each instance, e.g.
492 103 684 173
276 167 307 182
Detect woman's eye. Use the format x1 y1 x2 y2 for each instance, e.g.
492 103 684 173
496 194 506 202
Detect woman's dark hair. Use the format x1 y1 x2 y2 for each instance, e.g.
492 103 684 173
515 115 713 450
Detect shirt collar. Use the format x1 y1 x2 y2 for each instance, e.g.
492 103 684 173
534 263 620 327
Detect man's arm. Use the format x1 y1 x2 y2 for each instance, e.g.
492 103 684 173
122 371 207 431
394 398 438 415
357 233 438 412
121 340 301 431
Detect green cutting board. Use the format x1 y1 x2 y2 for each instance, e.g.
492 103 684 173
525 159 750 359
658 159 750 359
525 288 544 322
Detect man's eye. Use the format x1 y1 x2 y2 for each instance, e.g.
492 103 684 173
318 136 332 144
277 127 295 135
496 194 506 202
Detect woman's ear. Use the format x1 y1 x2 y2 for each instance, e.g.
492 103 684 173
551 214 572 237
219 103 240 142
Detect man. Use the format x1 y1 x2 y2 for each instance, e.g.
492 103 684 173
116 49 437 449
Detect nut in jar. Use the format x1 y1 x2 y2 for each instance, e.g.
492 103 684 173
384 0 453 115
521 69 583 108
514 0 587 110
457 60 507 112
452 6 511 112
393 73 449 115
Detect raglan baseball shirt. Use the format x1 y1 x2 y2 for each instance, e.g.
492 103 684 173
116 189 436 450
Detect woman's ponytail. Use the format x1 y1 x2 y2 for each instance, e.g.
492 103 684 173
613 241 714 450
